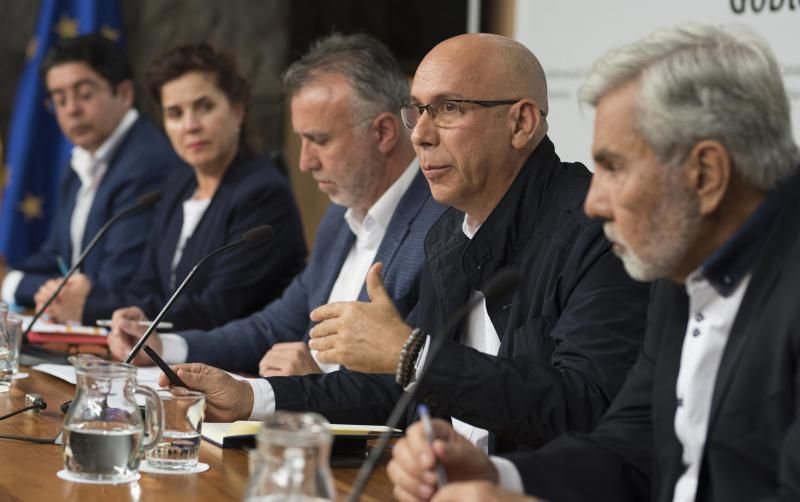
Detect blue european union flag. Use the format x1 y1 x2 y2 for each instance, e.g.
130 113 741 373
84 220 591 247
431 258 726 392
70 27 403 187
0 0 123 267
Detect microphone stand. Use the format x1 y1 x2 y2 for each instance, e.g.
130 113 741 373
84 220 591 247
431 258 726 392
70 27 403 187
347 268 518 501
123 225 274 382
21 192 161 347
55 225 273 443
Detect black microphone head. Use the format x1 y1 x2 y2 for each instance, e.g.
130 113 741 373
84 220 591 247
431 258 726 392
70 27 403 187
482 268 519 301
242 225 273 246
136 191 161 209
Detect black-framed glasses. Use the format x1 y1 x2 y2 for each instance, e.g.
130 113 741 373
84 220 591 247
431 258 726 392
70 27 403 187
400 99 523 129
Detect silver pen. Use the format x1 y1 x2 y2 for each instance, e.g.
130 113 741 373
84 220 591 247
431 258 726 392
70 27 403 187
417 404 448 488
96 319 174 329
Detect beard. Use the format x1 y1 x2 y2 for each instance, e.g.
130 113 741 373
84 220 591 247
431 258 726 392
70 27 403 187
604 175 702 282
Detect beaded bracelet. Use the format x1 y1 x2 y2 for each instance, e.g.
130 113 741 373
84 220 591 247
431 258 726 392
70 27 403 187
395 328 425 387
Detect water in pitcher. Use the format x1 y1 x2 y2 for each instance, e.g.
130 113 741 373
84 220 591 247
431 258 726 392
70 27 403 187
63 421 143 479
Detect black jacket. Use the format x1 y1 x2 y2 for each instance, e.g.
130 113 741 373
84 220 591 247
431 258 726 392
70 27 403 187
412 136 650 453
267 138 648 455
506 173 800 501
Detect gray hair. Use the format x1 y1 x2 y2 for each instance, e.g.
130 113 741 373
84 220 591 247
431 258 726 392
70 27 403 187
283 32 409 123
580 23 800 190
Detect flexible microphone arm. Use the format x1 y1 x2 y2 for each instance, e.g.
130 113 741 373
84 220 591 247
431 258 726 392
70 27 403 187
347 268 519 501
22 191 161 342
124 225 274 367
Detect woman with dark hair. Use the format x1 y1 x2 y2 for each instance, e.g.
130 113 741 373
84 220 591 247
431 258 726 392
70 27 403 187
37 44 307 331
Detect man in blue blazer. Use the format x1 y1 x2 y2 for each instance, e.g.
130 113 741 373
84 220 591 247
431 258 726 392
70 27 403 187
0 35 178 308
109 34 445 411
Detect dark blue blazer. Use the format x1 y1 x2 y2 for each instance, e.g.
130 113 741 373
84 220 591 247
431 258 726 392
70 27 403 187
81 153 307 331
179 168 446 373
14 116 180 306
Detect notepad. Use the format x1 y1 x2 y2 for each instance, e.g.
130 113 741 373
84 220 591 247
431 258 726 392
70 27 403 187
19 315 109 337
202 420 402 449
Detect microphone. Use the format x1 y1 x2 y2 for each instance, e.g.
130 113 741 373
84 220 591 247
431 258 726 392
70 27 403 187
124 225 274 385
347 268 519 501
22 191 162 343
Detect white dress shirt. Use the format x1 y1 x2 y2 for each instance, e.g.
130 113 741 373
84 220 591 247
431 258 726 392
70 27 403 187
492 270 753 497
409 213 501 452
672 271 750 502
159 159 421 419
169 197 211 289
1 109 138 305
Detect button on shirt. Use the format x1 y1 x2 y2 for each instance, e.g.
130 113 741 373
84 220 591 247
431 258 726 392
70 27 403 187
672 272 750 502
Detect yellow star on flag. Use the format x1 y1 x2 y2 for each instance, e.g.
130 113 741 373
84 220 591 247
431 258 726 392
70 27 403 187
18 193 44 221
54 15 79 39
100 25 120 41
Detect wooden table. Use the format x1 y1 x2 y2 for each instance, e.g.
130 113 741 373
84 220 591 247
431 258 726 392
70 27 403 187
0 368 394 501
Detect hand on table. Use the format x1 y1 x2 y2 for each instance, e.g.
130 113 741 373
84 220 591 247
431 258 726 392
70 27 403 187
309 262 411 373
388 419 498 502
107 306 161 365
158 363 253 422
34 273 92 323
258 342 322 377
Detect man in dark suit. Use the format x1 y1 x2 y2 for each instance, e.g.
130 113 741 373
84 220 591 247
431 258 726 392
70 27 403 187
108 34 445 417
388 24 800 502
0 34 178 308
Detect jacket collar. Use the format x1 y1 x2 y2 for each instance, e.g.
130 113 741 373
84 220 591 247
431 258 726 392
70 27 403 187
699 190 781 296
461 136 566 291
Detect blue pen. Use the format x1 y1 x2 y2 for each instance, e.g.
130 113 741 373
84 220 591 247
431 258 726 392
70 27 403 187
417 404 448 488
56 256 69 277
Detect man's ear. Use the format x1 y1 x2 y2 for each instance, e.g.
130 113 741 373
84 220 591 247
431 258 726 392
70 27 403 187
510 99 543 149
686 140 731 215
114 79 135 108
371 112 401 155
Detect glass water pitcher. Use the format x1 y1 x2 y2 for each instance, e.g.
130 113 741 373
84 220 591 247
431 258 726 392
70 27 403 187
62 355 163 482
244 411 336 501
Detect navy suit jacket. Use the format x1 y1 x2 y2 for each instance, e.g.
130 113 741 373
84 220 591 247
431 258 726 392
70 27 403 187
81 153 307 331
14 116 179 306
180 169 446 373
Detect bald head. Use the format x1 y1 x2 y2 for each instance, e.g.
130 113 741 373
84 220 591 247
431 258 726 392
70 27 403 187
418 33 548 117
409 33 550 222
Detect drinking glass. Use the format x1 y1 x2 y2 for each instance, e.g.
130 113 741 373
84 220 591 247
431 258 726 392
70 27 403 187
145 388 206 470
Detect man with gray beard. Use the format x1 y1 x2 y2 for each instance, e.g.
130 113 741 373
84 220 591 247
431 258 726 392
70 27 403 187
388 24 800 502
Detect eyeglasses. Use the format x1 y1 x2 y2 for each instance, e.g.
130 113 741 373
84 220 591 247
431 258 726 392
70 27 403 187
400 99 523 129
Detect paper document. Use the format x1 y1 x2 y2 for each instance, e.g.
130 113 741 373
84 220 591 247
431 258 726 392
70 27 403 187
32 363 164 388
202 420 402 448
19 315 107 337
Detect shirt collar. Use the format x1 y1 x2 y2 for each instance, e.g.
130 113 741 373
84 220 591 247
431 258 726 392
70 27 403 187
344 157 419 239
70 109 139 185
461 213 482 240
696 190 781 296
